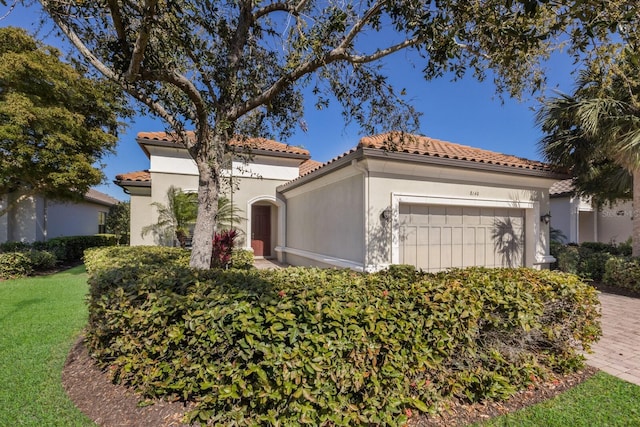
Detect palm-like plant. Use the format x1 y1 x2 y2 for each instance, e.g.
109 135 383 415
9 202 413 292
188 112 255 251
537 52 640 255
142 187 244 247
142 186 198 247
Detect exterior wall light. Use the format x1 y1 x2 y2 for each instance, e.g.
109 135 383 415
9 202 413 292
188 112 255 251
380 207 392 222
540 212 552 224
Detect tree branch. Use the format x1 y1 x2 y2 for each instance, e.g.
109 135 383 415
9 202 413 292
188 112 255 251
106 0 130 58
124 0 159 82
232 36 420 118
40 2 181 130
338 1 385 50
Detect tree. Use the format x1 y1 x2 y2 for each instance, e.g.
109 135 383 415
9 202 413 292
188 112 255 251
142 186 197 247
537 48 640 255
39 0 639 268
105 201 130 245
0 26 129 217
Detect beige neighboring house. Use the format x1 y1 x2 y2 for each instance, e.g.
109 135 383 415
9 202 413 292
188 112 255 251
0 189 120 243
116 131 565 272
549 179 633 244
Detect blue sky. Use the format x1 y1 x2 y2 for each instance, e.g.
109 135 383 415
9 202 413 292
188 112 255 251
3 4 578 201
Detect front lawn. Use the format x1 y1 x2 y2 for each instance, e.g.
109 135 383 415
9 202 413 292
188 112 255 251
480 371 640 426
0 265 94 426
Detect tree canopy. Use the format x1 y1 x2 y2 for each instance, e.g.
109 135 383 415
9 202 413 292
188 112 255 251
0 26 129 215
537 47 640 253
38 0 640 268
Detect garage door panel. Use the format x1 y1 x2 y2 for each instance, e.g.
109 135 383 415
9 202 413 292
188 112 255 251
399 204 524 272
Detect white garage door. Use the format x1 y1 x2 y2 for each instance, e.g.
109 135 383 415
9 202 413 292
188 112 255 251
399 204 525 272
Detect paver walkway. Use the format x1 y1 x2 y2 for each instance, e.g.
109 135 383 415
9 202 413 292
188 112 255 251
253 258 288 269
585 291 640 386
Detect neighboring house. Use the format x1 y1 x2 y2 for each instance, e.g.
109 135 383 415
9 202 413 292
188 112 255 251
0 189 120 243
549 179 632 244
116 131 564 272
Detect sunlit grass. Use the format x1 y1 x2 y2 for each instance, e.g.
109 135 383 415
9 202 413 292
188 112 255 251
477 371 640 426
0 266 94 426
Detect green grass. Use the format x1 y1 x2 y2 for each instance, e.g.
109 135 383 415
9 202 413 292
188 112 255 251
477 371 640 426
0 266 94 426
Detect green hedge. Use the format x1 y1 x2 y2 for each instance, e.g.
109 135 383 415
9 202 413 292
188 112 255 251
85 248 600 426
0 252 33 279
551 241 629 281
603 257 640 293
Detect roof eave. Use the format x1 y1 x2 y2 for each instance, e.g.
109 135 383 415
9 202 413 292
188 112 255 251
360 148 570 180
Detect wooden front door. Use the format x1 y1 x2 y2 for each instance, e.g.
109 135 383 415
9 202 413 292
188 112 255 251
251 205 271 257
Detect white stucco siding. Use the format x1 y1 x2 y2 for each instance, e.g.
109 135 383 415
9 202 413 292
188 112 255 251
597 201 633 244
282 169 365 267
550 198 573 243
46 200 108 238
365 159 553 271
7 193 38 242
129 189 153 246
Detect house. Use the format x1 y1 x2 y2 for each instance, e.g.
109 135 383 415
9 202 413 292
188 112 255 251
549 179 632 244
116 131 565 272
0 189 120 243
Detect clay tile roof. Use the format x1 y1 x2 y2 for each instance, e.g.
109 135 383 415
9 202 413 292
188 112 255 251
299 159 323 176
549 179 574 196
358 132 553 172
137 131 310 156
84 189 120 206
115 170 151 182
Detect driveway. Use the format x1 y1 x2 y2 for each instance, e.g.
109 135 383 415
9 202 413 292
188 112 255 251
585 291 640 386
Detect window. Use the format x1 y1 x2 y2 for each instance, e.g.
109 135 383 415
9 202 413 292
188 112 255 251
98 211 107 234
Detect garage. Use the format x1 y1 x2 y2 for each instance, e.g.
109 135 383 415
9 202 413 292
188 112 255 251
398 204 525 272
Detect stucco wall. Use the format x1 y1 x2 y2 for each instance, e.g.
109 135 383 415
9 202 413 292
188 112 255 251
550 197 573 243
597 201 633 244
129 190 153 246
282 167 365 266
46 199 109 239
366 163 552 270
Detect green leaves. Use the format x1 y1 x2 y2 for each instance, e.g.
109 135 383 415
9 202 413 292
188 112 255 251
85 247 601 425
0 27 129 200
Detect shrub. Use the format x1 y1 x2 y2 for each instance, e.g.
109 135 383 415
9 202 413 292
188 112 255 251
27 250 58 271
44 235 115 262
85 251 600 426
0 252 33 279
603 257 640 293
211 229 237 269
230 248 254 270
555 244 580 274
0 241 31 253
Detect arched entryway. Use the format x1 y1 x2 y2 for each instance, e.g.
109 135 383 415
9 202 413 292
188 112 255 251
246 196 285 259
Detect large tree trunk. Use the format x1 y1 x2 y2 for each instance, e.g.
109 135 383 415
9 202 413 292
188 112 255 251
633 170 640 257
189 132 224 269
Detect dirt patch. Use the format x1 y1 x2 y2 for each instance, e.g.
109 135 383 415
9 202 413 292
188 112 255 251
62 337 597 426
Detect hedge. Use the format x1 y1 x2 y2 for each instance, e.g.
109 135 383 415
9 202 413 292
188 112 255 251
603 257 640 293
0 252 33 279
551 241 631 281
85 247 600 426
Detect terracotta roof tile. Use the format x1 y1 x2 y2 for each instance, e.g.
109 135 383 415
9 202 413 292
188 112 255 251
84 189 120 206
299 159 323 176
359 132 553 172
137 131 310 156
549 179 574 196
115 170 151 182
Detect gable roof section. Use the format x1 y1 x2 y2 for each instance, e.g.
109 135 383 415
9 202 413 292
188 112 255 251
549 179 574 197
84 188 121 206
299 159 324 176
137 131 310 159
280 132 568 191
359 132 553 172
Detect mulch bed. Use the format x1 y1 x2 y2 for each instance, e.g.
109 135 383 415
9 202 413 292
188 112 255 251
62 337 598 427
